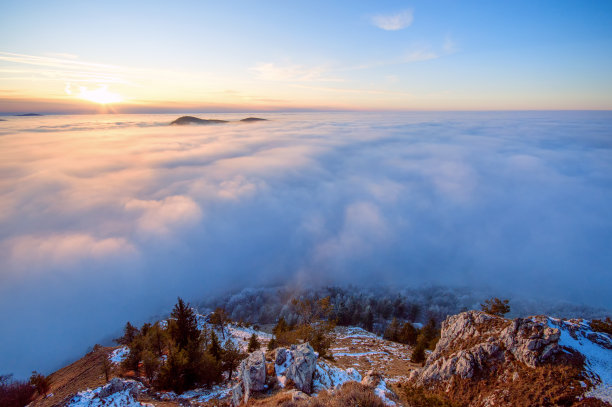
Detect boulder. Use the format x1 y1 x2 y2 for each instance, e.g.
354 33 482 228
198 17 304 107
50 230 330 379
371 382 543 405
289 389 310 401
240 350 267 395
361 370 382 387
230 350 267 405
285 343 317 394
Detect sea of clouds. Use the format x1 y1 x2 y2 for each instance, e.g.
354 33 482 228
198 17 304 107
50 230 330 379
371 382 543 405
1 111 611 377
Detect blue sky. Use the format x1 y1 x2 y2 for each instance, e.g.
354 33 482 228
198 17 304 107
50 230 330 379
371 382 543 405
1 0 611 111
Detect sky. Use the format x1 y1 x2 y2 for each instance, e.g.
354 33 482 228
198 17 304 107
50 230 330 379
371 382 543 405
1 0 612 112
1 111 612 377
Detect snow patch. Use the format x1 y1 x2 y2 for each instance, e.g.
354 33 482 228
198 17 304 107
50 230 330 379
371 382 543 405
275 351 293 387
67 380 147 407
374 378 396 406
548 318 612 403
109 347 129 364
334 351 388 357
313 361 361 392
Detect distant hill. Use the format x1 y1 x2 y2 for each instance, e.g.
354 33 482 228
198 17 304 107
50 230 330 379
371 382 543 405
170 116 268 125
240 117 268 122
15 113 43 116
170 116 228 125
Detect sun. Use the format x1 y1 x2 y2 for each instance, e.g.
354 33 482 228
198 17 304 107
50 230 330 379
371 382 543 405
77 85 123 104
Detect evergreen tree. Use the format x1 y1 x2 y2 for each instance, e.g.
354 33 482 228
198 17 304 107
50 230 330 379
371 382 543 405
267 338 277 351
170 297 199 350
410 341 426 364
142 350 160 384
222 340 245 380
273 317 288 336
247 333 260 352
208 331 222 361
145 323 168 357
384 318 400 342
102 356 112 381
115 322 138 345
480 298 511 317
210 308 229 339
398 322 418 346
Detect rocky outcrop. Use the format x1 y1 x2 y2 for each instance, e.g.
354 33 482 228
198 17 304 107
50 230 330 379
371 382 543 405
411 311 563 386
232 350 266 405
284 344 318 394
98 378 143 398
170 116 228 125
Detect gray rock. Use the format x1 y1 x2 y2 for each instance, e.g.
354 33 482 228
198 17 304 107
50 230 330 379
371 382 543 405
238 350 266 403
98 378 142 398
285 343 317 394
412 311 562 387
230 383 243 407
289 389 310 401
361 370 382 387
275 347 288 366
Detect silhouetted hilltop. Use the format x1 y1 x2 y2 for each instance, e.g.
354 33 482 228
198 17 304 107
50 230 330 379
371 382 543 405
15 113 42 116
240 117 268 122
170 116 228 125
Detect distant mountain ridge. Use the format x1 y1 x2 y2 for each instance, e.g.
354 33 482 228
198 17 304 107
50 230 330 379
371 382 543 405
170 115 268 125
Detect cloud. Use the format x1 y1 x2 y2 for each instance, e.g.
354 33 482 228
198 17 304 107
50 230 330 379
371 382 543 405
372 10 414 31
249 62 340 82
125 195 203 237
1 112 611 379
4 233 136 272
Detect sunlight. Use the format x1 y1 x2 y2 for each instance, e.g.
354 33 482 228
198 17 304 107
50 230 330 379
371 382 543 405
77 85 123 104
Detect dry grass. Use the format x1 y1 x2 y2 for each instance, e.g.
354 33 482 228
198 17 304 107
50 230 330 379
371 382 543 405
275 382 385 407
28 345 116 407
391 382 461 407
330 327 419 380
420 350 609 407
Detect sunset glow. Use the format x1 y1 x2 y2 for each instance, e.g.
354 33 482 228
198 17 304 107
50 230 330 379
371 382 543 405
75 85 123 104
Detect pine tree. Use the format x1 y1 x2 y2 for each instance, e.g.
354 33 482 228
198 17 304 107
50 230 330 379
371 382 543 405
247 333 260 352
480 298 511 317
222 340 245 381
210 308 229 339
170 297 199 350
115 322 138 345
411 341 426 364
208 331 222 361
267 338 277 351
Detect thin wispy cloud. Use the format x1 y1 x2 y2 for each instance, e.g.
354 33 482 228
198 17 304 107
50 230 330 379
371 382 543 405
371 9 414 31
249 62 341 82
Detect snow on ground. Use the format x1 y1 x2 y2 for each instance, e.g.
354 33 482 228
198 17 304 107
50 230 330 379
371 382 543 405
374 378 396 406
194 312 272 352
158 384 232 403
341 326 381 339
275 350 293 387
109 347 129 364
333 351 389 357
313 361 361 393
331 326 416 380
67 380 147 407
548 318 612 403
